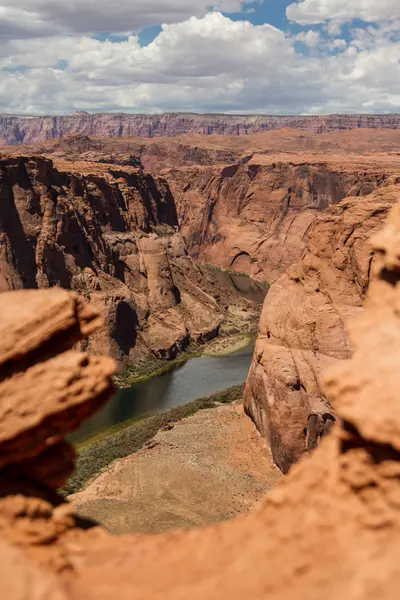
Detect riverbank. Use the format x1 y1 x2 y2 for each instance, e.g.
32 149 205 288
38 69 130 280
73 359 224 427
70 400 281 535
114 333 255 387
203 333 253 356
63 385 245 496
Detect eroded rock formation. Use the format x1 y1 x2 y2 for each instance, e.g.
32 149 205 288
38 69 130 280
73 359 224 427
1 203 400 599
244 184 400 472
168 156 399 282
0 155 253 364
1 112 399 145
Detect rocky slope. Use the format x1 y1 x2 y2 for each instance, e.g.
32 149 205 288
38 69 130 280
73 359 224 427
167 155 400 283
2 206 400 598
70 402 280 534
1 112 399 145
244 184 400 472
0 155 254 365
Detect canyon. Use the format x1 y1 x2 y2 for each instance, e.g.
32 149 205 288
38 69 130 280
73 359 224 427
167 153 400 282
1 128 400 475
0 124 400 597
0 112 400 146
1 203 400 598
0 154 257 365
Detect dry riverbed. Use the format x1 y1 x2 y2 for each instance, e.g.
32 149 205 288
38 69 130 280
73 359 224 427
70 402 281 535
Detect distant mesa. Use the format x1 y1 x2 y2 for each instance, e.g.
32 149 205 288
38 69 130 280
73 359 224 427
1 113 399 146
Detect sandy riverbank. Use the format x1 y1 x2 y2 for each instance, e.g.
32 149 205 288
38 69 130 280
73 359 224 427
70 401 281 535
203 333 254 356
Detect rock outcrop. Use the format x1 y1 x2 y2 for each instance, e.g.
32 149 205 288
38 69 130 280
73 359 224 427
0 155 252 364
1 112 399 145
167 156 400 283
244 184 400 472
1 204 400 598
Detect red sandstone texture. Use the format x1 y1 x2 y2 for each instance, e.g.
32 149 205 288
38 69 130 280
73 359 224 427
1 206 400 598
167 154 400 283
244 184 400 472
0 154 253 365
1 112 400 145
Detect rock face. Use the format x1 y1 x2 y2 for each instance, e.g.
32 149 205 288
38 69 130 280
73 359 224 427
1 112 399 145
167 156 399 283
1 207 400 598
0 155 250 364
244 184 400 473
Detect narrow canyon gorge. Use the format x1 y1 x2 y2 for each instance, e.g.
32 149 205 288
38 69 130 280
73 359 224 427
0 125 400 598
1 129 400 469
1 181 400 600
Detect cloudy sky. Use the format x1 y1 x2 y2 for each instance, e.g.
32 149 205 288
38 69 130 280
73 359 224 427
0 0 399 115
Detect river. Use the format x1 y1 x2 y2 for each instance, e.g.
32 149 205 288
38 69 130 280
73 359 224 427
71 271 268 445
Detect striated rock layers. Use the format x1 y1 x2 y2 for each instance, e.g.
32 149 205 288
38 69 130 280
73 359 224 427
0 155 249 364
167 157 399 283
1 112 399 145
244 184 400 473
2 205 400 599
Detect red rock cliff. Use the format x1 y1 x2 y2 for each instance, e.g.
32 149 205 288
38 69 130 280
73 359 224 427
167 156 399 283
244 183 400 472
0 155 248 364
1 112 399 145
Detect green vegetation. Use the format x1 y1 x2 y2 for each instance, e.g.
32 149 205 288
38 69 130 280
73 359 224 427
62 384 244 496
203 263 252 279
114 350 202 387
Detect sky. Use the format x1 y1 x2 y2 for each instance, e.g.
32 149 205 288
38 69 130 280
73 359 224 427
0 0 399 115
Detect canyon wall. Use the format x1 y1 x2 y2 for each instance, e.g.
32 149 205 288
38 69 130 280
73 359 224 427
167 157 398 283
244 184 400 472
0 155 253 364
1 112 399 145
2 205 400 598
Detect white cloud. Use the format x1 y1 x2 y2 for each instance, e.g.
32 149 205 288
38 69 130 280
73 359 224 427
294 29 322 47
294 29 347 51
0 12 399 115
287 0 400 25
0 1 248 38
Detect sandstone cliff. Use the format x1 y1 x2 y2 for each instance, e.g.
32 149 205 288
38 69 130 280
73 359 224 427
1 112 399 145
0 155 252 364
244 184 400 472
167 156 400 283
1 205 400 598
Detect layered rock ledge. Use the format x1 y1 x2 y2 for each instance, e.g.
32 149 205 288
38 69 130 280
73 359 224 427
1 112 399 145
0 155 256 365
